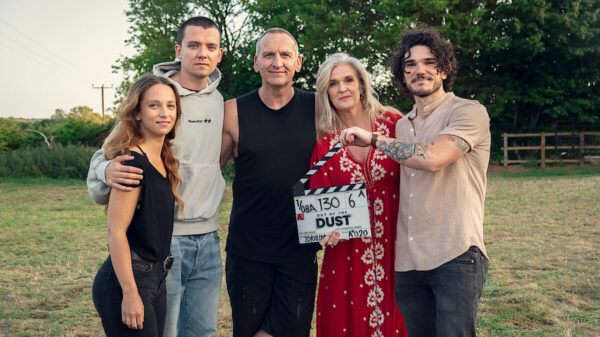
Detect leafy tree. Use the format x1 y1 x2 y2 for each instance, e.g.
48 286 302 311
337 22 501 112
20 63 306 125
113 0 192 101
0 106 114 151
246 0 414 108
196 0 259 98
0 118 52 150
66 106 106 124
0 119 28 151
53 118 113 146
51 109 67 120
247 0 600 158
470 0 600 132
113 0 600 159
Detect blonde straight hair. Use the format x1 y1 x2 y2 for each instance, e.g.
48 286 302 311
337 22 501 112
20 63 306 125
316 53 389 137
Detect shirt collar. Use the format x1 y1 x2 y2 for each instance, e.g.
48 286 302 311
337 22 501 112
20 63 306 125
408 92 455 120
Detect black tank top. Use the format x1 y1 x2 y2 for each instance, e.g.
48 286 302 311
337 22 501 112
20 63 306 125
227 88 319 262
124 148 175 262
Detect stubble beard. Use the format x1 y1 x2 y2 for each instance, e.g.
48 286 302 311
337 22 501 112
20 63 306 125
409 77 443 98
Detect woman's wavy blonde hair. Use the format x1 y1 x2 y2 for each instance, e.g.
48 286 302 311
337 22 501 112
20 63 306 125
104 74 184 210
316 52 390 137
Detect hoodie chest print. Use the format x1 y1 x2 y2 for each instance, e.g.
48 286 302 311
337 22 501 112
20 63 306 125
188 118 212 124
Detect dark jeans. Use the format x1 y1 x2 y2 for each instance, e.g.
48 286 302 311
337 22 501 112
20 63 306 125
225 252 318 337
395 246 488 337
92 255 168 337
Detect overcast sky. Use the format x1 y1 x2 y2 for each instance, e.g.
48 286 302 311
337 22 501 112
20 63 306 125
0 0 135 119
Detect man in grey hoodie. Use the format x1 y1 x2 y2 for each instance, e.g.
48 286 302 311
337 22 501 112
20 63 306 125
87 17 224 337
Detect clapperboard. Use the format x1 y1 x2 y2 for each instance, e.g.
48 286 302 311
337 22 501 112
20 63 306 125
293 142 371 244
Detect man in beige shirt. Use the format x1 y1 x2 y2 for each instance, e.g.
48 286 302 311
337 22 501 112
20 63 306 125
341 27 490 337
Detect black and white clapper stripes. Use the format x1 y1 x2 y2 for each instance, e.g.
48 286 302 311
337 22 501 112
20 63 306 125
293 142 365 196
293 141 371 244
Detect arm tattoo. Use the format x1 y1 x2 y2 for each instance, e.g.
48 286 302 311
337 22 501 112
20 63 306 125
448 135 469 153
377 140 432 163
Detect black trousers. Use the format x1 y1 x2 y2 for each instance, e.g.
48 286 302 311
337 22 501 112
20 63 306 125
226 252 318 337
395 246 489 337
92 256 168 337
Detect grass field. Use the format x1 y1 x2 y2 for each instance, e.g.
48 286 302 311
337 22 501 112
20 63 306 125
0 166 599 336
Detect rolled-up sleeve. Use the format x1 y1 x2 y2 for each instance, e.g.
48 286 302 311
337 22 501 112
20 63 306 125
440 102 490 151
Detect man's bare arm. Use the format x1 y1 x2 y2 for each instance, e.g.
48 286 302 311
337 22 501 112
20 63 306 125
220 99 239 169
341 127 469 171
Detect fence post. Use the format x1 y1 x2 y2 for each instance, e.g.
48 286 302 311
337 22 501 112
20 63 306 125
503 133 508 167
541 132 546 168
580 132 585 166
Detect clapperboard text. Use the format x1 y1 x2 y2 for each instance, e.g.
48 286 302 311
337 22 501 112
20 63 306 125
296 190 365 227
293 142 372 244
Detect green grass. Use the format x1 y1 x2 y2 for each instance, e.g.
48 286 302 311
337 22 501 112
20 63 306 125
1 167 599 336
479 171 600 336
490 164 600 179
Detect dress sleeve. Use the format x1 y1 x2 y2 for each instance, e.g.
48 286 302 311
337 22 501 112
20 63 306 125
309 138 334 189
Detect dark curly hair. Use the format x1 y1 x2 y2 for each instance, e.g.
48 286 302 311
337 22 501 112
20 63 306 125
390 27 458 92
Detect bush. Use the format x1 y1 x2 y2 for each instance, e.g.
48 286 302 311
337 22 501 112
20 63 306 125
0 144 95 179
222 161 235 182
54 118 114 147
0 116 114 152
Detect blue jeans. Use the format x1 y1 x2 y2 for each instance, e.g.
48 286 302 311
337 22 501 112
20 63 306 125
395 246 488 337
163 232 223 337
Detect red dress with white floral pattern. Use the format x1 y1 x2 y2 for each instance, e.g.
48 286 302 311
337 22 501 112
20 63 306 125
311 112 407 337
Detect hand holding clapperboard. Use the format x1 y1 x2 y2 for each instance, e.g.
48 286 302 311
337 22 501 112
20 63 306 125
293 142 372 244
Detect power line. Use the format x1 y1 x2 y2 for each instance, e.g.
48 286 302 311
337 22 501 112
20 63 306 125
0 30 74 75
0 40 88 82
0 15 88 74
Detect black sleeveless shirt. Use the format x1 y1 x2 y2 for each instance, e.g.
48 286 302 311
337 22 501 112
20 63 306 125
227 88 319 262
124 149 175 262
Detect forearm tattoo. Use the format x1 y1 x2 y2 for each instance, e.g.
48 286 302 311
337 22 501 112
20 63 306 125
448 135 469 152
377 140 432 163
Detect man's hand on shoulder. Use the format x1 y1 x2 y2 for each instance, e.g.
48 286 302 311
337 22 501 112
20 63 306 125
105 155 143 191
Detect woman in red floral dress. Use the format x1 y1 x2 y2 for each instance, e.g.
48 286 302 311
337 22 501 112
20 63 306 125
311 53 408 337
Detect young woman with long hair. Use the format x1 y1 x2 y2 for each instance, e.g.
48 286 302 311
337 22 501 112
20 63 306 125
92 74 183 337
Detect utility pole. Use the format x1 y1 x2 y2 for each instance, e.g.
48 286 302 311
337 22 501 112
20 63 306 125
92 83 114 124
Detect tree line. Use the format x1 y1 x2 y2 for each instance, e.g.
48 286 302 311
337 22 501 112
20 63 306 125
0 106 113 152
115 0 599 160
0 107 113 178
6 0 597 160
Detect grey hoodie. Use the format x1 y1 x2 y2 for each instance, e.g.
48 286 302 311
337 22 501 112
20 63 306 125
86 60 225 235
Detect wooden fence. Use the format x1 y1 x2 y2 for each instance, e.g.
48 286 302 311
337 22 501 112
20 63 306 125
502 132 600 167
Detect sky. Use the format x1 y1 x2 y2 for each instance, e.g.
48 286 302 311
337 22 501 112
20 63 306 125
0 0 135 119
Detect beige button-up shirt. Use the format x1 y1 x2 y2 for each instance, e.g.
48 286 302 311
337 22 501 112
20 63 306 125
395 92 490 272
